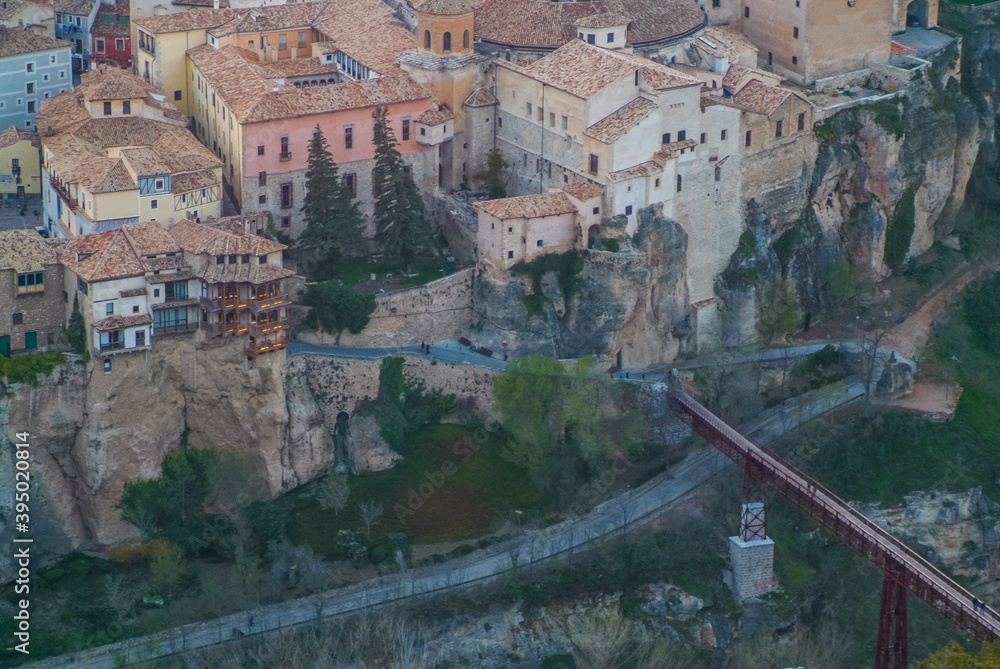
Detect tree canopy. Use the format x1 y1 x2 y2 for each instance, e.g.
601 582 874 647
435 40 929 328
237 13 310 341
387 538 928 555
913 640 1000 669
493 353 638 505
757 278 801 344
474 148 509 200
301 280 376 342
371 106 430 273
67 293 86 355
298 126 364 278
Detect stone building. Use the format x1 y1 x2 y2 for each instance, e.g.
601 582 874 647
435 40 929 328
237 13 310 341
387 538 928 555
0 0 56 37
0 229 67 356
0 126 41 196
54 0 99 75
36 65 223 238
0 27 73 132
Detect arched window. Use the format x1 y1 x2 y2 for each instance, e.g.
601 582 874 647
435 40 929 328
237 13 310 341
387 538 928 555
463 30 469 49
443 31 451 51
676 174 683 192
424 30 431 49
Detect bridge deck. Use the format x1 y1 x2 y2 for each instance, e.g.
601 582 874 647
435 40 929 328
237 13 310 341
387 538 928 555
668 387 1000 643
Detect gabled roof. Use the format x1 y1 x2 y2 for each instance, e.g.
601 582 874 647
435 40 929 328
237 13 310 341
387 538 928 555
207 2 328 37
92 313 153 331
585 97 656 143
169 218 287 255
53 0 96 17
61 228 144 282
0 230 65 272
0 126 39 150
478 192 578 219
416 106 455 126
731 79 793 116
561 182 604 202
499 39 700 99
0 26 72 58
607 160 662 182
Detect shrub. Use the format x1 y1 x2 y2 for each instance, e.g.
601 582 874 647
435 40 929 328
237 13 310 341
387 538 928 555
884 184 917 271
600 238 620 252
0 350 64 385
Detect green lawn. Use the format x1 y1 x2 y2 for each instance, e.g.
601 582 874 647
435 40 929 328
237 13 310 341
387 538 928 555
286 424 543 556
311 254 456 288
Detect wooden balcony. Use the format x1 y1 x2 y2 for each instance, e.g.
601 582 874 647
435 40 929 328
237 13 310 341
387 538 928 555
245 338 287 358
51 178 78 209
249 293 289 311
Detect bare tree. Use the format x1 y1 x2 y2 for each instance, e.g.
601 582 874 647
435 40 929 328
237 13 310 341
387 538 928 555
612 491 639 549
317 473 350 517
358 500 385 540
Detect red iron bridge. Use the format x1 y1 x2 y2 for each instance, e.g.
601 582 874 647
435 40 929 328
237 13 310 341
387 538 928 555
666 380 1000 669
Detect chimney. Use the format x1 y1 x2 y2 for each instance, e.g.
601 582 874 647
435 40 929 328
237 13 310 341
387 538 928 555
213 0 218 8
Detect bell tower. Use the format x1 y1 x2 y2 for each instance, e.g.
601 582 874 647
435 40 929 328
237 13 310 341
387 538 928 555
414 0 476 56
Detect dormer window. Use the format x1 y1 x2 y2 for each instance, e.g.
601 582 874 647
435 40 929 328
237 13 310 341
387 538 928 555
155 178 164 190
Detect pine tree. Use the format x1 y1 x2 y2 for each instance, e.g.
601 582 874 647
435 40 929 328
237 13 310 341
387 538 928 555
474 148 509 200
67 294 86 355
371 106 430 274
298 126 363 278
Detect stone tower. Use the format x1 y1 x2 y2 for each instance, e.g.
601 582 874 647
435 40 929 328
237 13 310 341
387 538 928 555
398 0 491 190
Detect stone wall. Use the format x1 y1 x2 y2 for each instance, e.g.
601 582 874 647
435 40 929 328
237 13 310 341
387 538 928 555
303 269 476 348
429 193 480 266
728 535 776 600
740 132 818 234
0 263 67 353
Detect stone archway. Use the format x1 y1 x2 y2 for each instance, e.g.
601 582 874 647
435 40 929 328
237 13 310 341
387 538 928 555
906 0 928 28
587 224 599 249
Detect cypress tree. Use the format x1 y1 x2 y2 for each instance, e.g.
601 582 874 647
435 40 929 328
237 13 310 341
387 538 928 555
298 125 363 278
67 294 86 355
371 106 430 274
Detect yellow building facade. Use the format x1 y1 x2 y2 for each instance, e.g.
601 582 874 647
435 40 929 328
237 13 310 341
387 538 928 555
0 127 41 196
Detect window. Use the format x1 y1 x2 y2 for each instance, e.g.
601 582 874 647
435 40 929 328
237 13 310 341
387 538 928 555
798 112 806 131
135 331 145 346
258 255 268 264
344 172 356 197
174 90 182 100
104 359 112 373
549 112 555 127
280 135 290 160
420 127 426 136
678 130 686 141
259 171 267 187
793 26 799 38
280 183 293 208
27 101 34 113
164 281 188 302
768 51 773 66
26 82 34 94
153 288 160 297
463 30 469 49
402 118 410 141
12 313 23 325
498 117 502 128
123 101 130 115
625 205 633 215
281 216 291 228
211 93 216 107
713 0 719 6
561 115 568 130
133 305 139 313
78 278 88 295
744 6 749 17
662 133 670 144
298 31 306 48
745 130 752 147
715 165 722 181
96 38 105 53
792 56 798 65
257 145 265 155
721 129 728 140
153 308 187 330
655 178 661 188
103 101 112 115
344 125 353 148
536 239 543 247
424 30 431 49
106 302 114 315
588 153 598 174
116 38 125 51
278 34 286 50
228 255 236 264
443 31 451 51
508 251 514 259
587 33 595 44
216 255 224 264
155 178 164 190
676 174 682 192
241 254 249 264
537 106 543 122
47 332 54 346
258 194 267 204
775 119 783 138
593 206 600 214
526 102 532 116
700 132 706 144
150 199 158 209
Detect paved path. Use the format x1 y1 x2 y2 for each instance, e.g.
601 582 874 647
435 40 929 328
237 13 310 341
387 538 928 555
288 340 508 370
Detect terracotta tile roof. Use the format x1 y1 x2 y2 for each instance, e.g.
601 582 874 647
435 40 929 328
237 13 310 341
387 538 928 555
119 286 147 297
732 79 792 116
80 66 150 101
257 56 338 78
173 0 230 8
464 86 498 107
575 12 630 28
172 170 220 193
208 2 328 36
44 117 221 194
197 262 295 284
0 230 64 272
653 138 697 162
314 0 413 75
0 0 52 22
147 268 195 283
134 7 233 33
0 126 39 150
561 182 603 201
0 26 72 58
607 160 661 182
53 0 95 16
61 229 145 281
189 43 430 124
695 27 756 61
92 18 130 36
691 296 718 309
585 97 655 143
123 222 181 256
478 192 577 219
169 218 287 255
413 0 473 14
891 40 916 55
500 40 699 99
416 106 454 126
92 313 152 331
473 0 705 50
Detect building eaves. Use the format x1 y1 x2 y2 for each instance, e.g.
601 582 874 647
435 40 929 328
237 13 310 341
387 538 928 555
477 192 578 219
